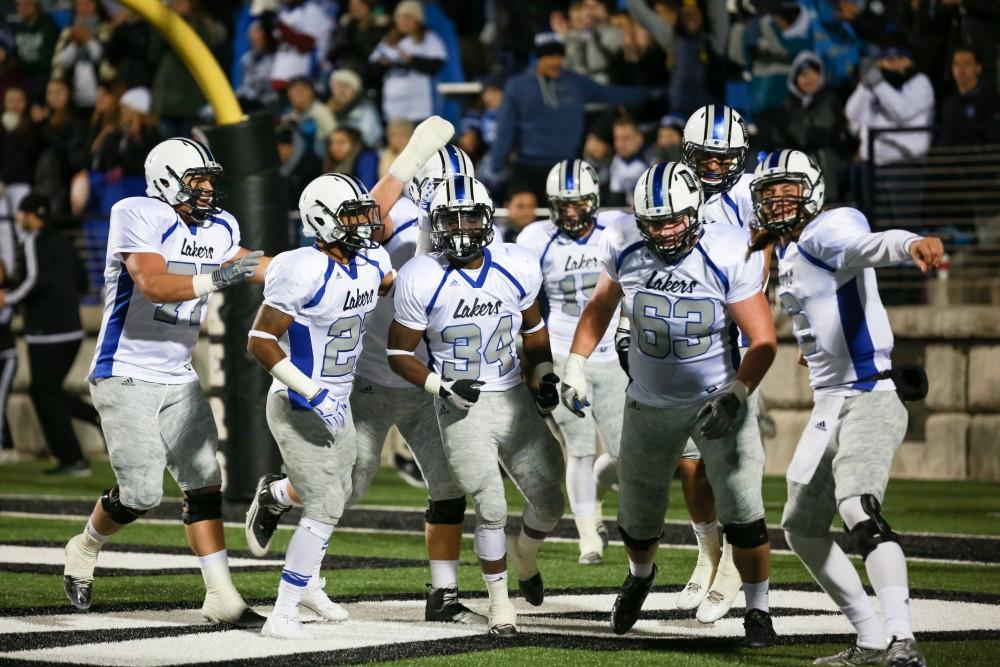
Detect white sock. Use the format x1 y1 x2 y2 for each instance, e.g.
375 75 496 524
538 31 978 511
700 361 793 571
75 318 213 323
843 597 888 649
692 520 719 539
515 530 543 578
83 519 108 551
593 453 618 498
876 581 914 640
482 569 508 585
742 579 769 613
430 559 459 590
199 549 238 597
566 454 596 517
275 518 334 616
270 477 294 508
628 558 653 579
306 533 331 591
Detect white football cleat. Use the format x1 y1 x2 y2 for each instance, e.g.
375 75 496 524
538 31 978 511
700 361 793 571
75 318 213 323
301 579 349 622
695 539 741 623
63 534 99 611
261 611 305 639
484 577 518 637
574 515 605 565
202 590 266 628
676 524 722 610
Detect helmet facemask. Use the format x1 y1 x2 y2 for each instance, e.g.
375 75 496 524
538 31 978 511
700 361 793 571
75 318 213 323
636 207 702 263
682 143 747 197
549 192 598 239
311 198 383 254
430 204 494 261
169 165 225 224
751 175 817 236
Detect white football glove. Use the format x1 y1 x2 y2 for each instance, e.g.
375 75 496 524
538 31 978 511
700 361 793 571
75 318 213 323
559 353 590 418
388 116 455 183
308 389 347 436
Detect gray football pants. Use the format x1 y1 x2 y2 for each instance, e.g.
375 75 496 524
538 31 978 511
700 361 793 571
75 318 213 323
552 353 627 458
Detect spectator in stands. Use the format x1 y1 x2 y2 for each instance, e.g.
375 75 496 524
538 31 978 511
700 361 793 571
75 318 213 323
268 0 333 92
326 0 389 89
378 118 413 178
608 116 648 206
626 0 725 116
500 187 539 242
276 121 322 201
457 117 484 165
369 1 447 123
760 50 851 201
646 113 685 163
846 34 935 221
31 78 87 222
491 32 653 202
328 68 382 149
553 0 624 86
93 86 160 178
806 0 865 100
51 0 111 116
150 0 226 138
323 126 378 188
739 0 813 117
84 79 122 169
0 85 39 212
0 30 30 105
606 10 667 88
12 0 60 96
0 194 97 476
583 125 613 195
937 46 1000 147
237 19 278 112
102 10 154 89
283 76 336 159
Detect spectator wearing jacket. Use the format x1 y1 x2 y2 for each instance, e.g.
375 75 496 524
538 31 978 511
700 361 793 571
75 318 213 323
327 68 382 148
269 0 333 91
12 0 59 96
937 46 1000 148
51 0 112 115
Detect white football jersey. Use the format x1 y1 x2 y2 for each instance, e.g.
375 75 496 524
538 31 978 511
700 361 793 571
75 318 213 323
394 244 542 392
264 244 391 406
703 172 755 234
355 197 425 388
516 212 622 360
89 197 243 384
601 215 764 407
776 207 896 395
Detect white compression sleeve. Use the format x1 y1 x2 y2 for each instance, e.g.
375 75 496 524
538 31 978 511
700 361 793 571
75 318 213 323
270 358 322 401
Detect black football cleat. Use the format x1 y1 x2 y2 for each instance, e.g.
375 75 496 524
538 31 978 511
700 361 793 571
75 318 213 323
63 575 93 611
517 573 544 607
741 608 778 648
886 636 927 667
245 473 291 557
425 586 487 625
610 564 657 635
219 607 268 629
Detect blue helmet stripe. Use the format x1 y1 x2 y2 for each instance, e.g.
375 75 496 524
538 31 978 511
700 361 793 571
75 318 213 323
711 106 726 141
454 176 466 201
565 161 575 191
651 162 667 208
445 145 461 173
768 150 782 169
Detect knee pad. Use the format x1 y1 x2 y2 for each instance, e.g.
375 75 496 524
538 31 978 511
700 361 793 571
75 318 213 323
100 486 148 525
182 489 223 525
425 496 466 525
843 494 898 560
723 518 769 549
618 526 661 551
473 526 506 561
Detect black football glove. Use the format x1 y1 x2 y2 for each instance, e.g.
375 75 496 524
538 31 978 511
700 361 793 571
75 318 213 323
439 378 484 410
534 372 561 415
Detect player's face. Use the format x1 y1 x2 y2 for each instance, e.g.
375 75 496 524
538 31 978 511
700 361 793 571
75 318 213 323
644 213 690 245
696 153 735 185
183 174 216 209
760 181 803 223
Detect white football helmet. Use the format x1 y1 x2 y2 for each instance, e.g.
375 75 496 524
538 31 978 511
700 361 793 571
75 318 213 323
428 175 494 261
632 162 705 262
408 144 475 212
144 137 224 223
545 159 601 238
750 149 825 234
681 104 749 197
298 173 382 251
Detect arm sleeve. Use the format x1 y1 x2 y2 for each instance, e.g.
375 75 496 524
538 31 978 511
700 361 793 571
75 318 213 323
870 75 935 124
261 253 311 317
108 204 164 261
726 245 764 303
4 233 40 306
625 0 674 50
392 266 430 330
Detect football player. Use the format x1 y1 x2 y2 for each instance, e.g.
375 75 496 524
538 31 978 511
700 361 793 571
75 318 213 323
750 149 943 667
387 175 565 636
247 173 393 638
562 162 778 647
62 138 267 626
517 159 628 565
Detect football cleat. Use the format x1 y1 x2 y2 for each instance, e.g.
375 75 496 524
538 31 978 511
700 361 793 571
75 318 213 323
610 563 657 635
202 588 266 628
886 636 927 667
813 644 888 665
301 579 349 622
261 611 304 639
506 535 544 606
695 539 740 623
574 515 605 565
63 575 93 611
484 577 518 636
741 608 777 648
425 586 487 625
63 533 100 611
245 473 291 558
677 526 722 611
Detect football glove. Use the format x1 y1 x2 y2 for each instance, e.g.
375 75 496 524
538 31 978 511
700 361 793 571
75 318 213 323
439 377 484 411
560 353 590 418
534 372 561 415
213 250 264 290
696 381 749 440
614 316 631 375
308 389 347 436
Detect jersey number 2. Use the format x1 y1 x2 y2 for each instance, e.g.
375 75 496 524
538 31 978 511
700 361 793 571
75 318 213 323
153 262 218 326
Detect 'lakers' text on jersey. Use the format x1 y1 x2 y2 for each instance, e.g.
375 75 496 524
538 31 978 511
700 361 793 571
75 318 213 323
776 207 898 395
90 197 243 384
264 244 391 406
601 216 764 407
393 244 542 392
516 211 623 360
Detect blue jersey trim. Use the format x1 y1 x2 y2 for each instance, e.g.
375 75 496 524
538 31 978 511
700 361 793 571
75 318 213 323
836 277 878 391
383 217 418 245
799 247 836 273
92 265 135 379
721 193 743 227
287 321 314 409
339 256 359 280
425 268 452 315
493 262 526 299
695 243 729 294
538 229 561 267
303 258 337 309
616 241 646 273
160 220 180 244
208 215 235 252
456 248 492 289
365 255 386 280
